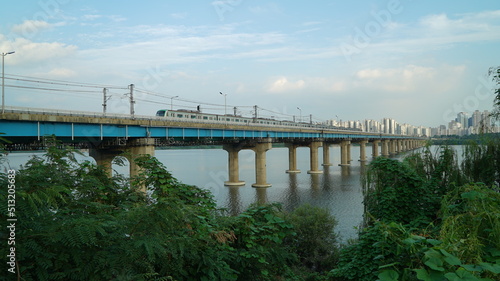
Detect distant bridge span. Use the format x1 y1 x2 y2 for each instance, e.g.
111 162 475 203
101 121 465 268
1 107 425 188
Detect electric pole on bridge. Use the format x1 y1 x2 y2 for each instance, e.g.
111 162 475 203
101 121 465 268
102 88 110 115
1 51 15 115
129 84 135 118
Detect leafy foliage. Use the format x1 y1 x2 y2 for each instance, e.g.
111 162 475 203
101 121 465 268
376 183 500 281
285 204 340 276
334 140 500 281
461 137 500 187
489 66 500 120
3 142 343 281
330 222 406 281
440 184 500 266
363 157 439 229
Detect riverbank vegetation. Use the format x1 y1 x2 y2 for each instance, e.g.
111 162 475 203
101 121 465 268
1 137 498 281
0 141 340 281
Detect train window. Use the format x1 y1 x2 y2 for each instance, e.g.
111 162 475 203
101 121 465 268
191 115 196 119
203 116 208 120
177 114 183 118
156 110 166 116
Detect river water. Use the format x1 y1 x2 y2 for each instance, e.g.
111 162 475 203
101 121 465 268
3 145 431 241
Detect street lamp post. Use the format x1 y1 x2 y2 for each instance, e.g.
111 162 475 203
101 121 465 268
170 95 179 110
1 51 15 115
297 107 302 123
220 92 227 115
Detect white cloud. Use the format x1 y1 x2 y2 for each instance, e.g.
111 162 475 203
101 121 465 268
170 13 187 19
82 14 102 20
354 64 465 93
267 77 305 93
0 36 77 65
11 20 53 35
46 68 77 78
420 14 452 30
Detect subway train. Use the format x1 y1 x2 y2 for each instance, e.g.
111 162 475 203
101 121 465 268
156 109 362 132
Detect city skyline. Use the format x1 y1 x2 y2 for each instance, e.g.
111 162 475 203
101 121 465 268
1 1 499 128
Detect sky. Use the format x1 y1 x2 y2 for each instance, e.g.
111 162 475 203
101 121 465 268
1 0 499 128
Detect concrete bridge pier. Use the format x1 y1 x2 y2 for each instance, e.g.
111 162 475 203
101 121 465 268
223 144 245 186
251 141 272 188
389 140 397 156
372 140 380 158
347 141 352 163
339 140 351 166
127 138 156 181
89 138 156 192
358 139 368 162
381 140 390 157
89 149 121 176
285 143 301 173
308 141 323 174
322 142 333 166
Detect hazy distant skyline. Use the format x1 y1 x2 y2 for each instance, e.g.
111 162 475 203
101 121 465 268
1 0 499 127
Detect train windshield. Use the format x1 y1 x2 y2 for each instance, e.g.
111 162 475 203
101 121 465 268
156 110 166 117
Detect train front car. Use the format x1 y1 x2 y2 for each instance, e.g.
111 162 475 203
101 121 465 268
156 109 167 117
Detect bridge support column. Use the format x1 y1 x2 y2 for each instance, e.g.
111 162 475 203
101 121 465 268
90 138 155 193
285 143 301 173
382 140 390 157
389 140 397 156
359 140 368 162
372 140 380 157
339 140 351 166
127 138 156 183
347 141 352 163
89 149 120 176
397 140 403 153
252 141 272 188
223 144 245 186
308 141 323 174
322 142 333 166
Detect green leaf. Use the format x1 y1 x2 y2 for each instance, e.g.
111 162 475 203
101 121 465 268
460 190 485 200
426 239 442 246
462 265 483 272
478 262 500 274
446 268 482 280
440 249 462 266
425 257 445 271
415 269 431 281
378 269 399 281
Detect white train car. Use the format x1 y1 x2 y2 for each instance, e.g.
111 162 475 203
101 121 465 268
156 109 362 132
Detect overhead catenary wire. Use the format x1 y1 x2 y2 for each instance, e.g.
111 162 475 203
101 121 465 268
1 74 329 123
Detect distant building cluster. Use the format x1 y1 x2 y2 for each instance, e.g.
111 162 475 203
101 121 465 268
434 110 500 136
324 109 499 138
325 118 431 137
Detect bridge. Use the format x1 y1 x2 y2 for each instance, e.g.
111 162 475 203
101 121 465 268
0 106 425 188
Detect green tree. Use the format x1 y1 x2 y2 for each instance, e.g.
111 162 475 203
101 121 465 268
0 144 237 280
286 204 339 273
362 157 440 229
489 66 500 120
